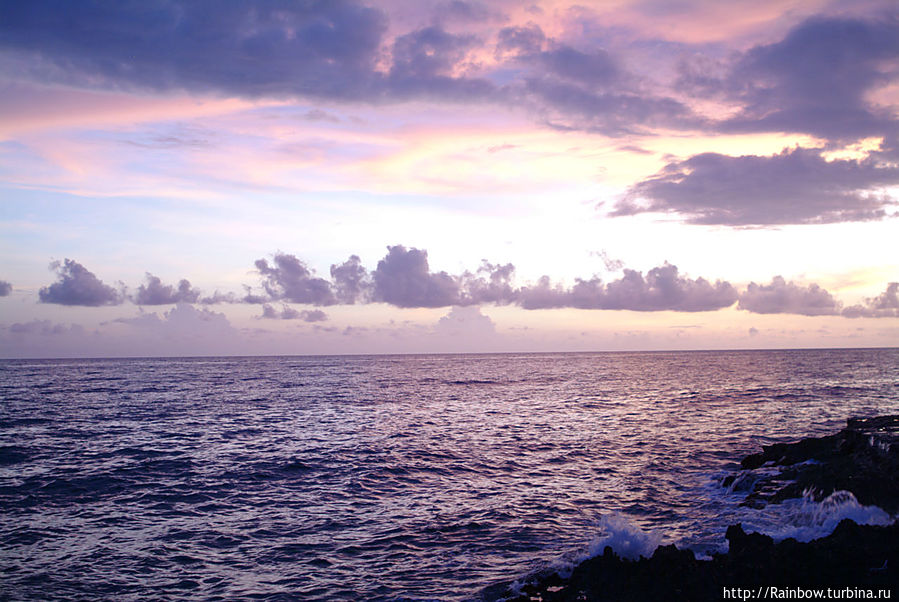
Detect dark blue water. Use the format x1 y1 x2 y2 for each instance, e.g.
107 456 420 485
1 349 898 600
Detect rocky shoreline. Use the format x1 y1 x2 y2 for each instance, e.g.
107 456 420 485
489 416 899 601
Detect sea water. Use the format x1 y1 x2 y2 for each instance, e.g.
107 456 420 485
1 349 898 600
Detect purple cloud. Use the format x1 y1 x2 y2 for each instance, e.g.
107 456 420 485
7 320 83 336
720 16 899 141
372 245 461 308
0 280 11 296
842 283 899 318
133 273 201 305
518 264 738 312
260 304 328 322
39 259 123 306
0 0 388 101
255 253 336 306
330 255 371 304
737 277 841 316
615 147 899 226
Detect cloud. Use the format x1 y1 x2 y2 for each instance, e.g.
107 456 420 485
199 290 240 305
494 21 699 134
117 302 235 335
518 263 738 311
459 261 517 305
330 255 371 304
260 304 328 322
133 273 200 305
434 305 496 336
0 0 388 101
719 16 899 141
7 320 84 336
615 147 899 226
737 276 841 316
842 282 899 318
255 253 336 305
0 280 11 296
432 1 500 26
0 2 705 137
495 23 546 57
38 259 123 306
372 245 461 307
387 26 495 101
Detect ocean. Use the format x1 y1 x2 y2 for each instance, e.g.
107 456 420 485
1 349 898 600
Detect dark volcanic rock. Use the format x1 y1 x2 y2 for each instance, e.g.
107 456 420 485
498 521 899 602
740 415 899 512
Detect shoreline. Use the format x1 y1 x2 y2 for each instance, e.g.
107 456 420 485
489 416 899 601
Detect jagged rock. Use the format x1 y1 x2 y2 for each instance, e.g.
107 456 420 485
739 415 899 512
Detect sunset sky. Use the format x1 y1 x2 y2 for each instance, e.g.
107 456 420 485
1 0 897 357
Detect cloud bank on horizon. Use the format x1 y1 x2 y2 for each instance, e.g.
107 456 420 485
30 248 899 319
1 0 898 356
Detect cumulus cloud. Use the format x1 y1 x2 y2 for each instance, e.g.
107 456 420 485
737 276 841 316
330 255 371 304
255 253 336 305
372 245 461 308
199 290 241 305
260 304 328 322
116 303 235 335
133 273 200 305
38 259 123 306
615 147 899 226
434 305 496 336
0 280 11 296
459 261 517 305
518 264 738 312
842 282 899 318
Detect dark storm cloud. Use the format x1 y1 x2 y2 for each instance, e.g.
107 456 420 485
0 280 11 296
517 264 737 312
0 0 388 100
260 304 328 321
737 277 841 316
330 255 372 304
38 259 123 306
720 16 899 141
614 147 899 226
133 273 201 305
371 245 461 308
255 253 336 305
842 283 899 318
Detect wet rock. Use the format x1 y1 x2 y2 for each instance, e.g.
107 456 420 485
740 415 899 512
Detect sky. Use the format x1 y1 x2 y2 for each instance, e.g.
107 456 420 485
0 0 897 358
